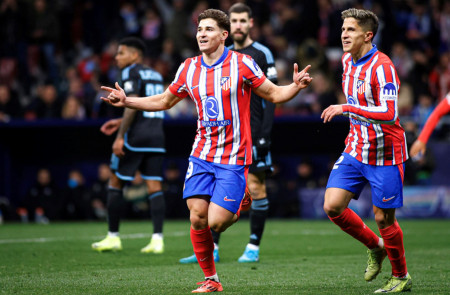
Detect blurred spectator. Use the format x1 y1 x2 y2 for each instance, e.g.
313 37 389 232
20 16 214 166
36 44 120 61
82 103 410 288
295 159 320 189
390 42 414 82
27 0 59 84
309 71 337 113
17 168 59 223
440 1 450 52
141 7 164 59
89 163 110 220
62 169 90 220
428 51 450 101
412 92 435 130
119 1 140 36
61 94 86 120
0 84 22 122
25 83 62 120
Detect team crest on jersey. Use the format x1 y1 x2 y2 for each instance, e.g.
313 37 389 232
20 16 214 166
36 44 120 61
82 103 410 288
381 83 397 100
205 96 219 119
221 76 231 91
357 80 367 94
124 81 134 92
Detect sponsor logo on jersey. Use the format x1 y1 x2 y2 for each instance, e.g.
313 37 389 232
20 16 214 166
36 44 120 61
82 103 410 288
252 59 263 76
266 66 277 79
205 96 219 119
381 82 397 100
347 95 357 105
201 120 231 127
382 196 396 202
223 196 236 201
350 118 371 127
124 81 133 92
357 79 366 94
221 76 231 91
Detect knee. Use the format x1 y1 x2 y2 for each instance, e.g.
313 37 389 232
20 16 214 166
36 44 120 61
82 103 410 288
210 222 227 233
189 210 208 229
323 198 345 217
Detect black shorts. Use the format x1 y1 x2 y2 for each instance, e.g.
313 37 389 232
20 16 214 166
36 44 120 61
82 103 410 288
249 146 273 174
110 147 164 181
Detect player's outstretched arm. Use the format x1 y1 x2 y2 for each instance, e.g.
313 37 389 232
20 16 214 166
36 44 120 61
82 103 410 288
253 64 312 104
321 105 344 123
101 82 183 111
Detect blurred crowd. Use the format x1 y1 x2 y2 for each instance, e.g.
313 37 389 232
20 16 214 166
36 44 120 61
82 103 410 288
0 0 449 124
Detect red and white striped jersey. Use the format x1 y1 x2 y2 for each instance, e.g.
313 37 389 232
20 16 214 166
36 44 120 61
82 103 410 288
341 45 408 166
168 47 266 165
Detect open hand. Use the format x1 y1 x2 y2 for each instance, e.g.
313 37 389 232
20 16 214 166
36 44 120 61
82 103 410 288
321 105 344 123
293 64 313 89
100 82 127 107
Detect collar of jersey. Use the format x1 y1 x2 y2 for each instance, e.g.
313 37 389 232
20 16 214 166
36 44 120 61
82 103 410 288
352 44 378 67
201 47 229 68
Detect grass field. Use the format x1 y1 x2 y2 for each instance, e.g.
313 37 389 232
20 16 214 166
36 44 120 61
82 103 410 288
0 219 449 294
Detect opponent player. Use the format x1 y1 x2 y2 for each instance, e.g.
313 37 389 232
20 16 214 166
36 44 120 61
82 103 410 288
101 9 312 293
179 2 278 265
410 92 450 159
321 8 412 293
92 37 166 254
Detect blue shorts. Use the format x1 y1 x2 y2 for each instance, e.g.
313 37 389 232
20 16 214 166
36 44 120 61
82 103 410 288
183 156 249 214
326 153 405 209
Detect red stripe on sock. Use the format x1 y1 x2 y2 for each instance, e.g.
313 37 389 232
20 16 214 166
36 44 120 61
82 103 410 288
329 208 379 249
191 226 216 277
379 221 407 277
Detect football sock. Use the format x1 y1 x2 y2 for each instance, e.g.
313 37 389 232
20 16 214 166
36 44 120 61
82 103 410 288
211 228 220 245
379 221 407 277
249 198 269 246
107 187 123 233
205 274 220 282
149 191 165 234
191 226 216 277
329 208 379 249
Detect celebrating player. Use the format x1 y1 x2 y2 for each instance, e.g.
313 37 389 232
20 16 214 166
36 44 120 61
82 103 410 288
410 92 450 160
321 8 412 293
92 37 166 254
179 2 278 265
101 9 312 293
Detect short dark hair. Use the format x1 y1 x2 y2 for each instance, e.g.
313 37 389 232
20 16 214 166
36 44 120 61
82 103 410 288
228 3 252 18
341 8 379 41
198 9 230 32
119 37 147 57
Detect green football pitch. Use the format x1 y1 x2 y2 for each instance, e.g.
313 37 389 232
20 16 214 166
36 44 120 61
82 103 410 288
0 219 448 294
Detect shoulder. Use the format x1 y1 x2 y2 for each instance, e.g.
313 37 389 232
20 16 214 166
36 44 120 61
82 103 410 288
374 51 394 68
251 42 275 64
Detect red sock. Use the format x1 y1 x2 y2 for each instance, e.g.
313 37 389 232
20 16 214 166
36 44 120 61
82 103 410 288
329 208 379 249
191 226 216 277
379 221 407 277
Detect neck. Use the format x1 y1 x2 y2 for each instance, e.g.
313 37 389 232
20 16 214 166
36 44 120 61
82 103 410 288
202 44 225 66
352 43 373 62
234 37 253 50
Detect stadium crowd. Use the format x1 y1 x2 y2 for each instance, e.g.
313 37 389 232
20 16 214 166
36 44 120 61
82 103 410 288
0 0 449 122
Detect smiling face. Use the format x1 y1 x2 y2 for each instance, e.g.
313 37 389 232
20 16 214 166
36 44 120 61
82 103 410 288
341 17 373 60
230 12 252 45
196 18 228 54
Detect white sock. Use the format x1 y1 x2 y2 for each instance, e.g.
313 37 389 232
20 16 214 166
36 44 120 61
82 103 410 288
247 243 259 250
152 233 163 240
108 232 119 237
206 274 219 282
214 243 219 250
378 238 384 249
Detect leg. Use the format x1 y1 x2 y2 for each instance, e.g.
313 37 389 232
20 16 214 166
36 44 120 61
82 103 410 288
141 179 165 254
238 172 268 262
374 206 408 278
91 173 123 251
188 196 218 281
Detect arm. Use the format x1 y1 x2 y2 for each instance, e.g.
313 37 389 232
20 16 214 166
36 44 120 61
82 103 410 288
410 97 450 158
253 64 312 103
111 107 137 157
100 118 123 135
101 82 183 111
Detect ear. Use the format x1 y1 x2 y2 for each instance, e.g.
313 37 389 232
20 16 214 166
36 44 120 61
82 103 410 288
221 30 229 41
365 31 374 43
249 17 254 29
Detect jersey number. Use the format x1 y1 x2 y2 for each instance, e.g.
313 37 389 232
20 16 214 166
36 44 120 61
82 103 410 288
144 84 165 118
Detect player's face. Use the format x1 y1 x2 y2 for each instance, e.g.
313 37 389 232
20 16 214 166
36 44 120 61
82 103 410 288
341 18 368 55
115 45 137 69
197 18 228 54
230 12 253 43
